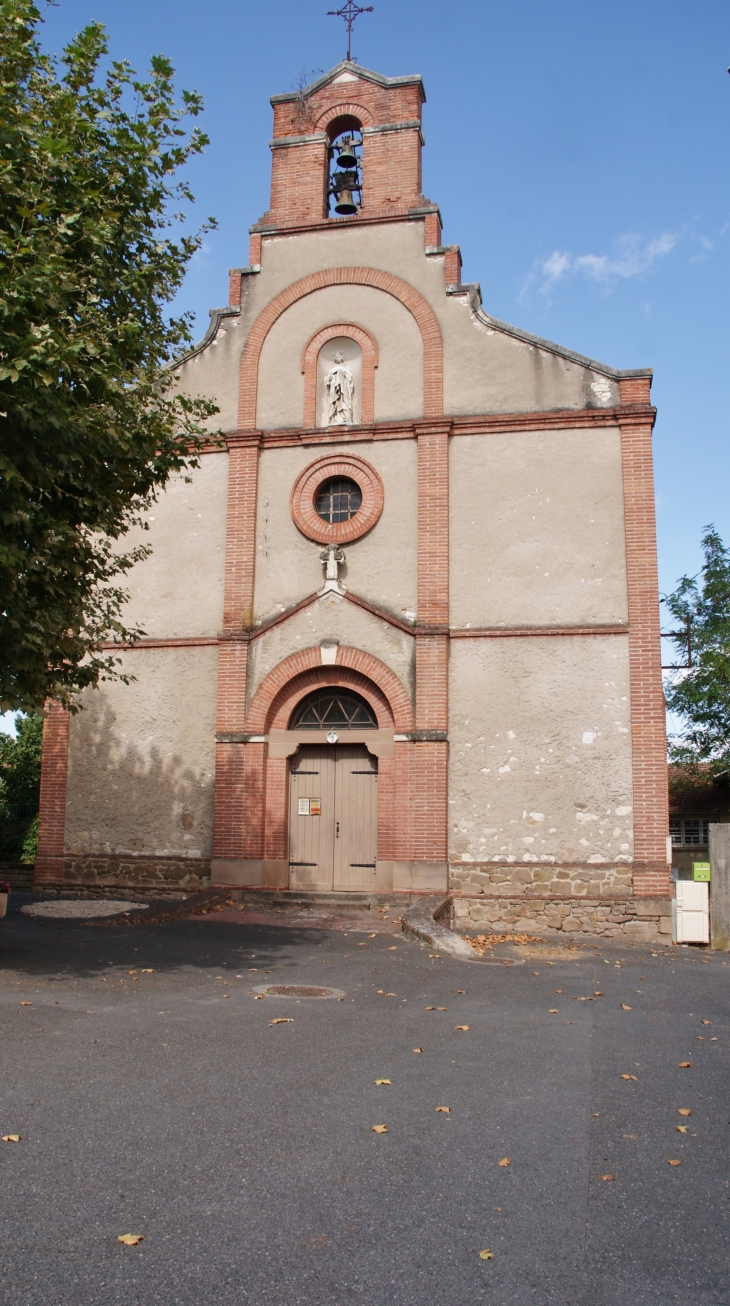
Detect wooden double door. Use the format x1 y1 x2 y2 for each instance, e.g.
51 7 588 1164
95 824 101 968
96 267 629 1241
288 745 378 891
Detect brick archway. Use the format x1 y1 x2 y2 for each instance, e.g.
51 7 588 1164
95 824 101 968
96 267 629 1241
314 101 375 131
247 645 414 734
301 322 378 427
238 267 443 429
215 646 417 880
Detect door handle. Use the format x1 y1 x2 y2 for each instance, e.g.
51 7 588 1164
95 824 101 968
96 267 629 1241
336 821 340 838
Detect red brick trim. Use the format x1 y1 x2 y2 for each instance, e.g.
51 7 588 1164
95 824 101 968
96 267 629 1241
619 408 670 897
246 646 414 734
301 323 378 427
450 625 629 639
34 702 69 885
290 453 384 545
238 267 443 429
251 405 654 449
312 101 375 130
619 377 652 405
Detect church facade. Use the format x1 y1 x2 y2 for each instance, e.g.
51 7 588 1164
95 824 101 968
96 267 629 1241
35 62 672 939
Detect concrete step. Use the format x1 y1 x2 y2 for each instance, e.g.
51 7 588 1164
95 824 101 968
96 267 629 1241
231 888 417 912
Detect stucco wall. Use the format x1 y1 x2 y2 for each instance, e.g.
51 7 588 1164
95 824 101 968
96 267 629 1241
64 647 218 858
121 456 228 639
448 635 633 866
254 438 418 622
256 284 423 429
247 598 415 706
449 428 628 628
174 220 622 433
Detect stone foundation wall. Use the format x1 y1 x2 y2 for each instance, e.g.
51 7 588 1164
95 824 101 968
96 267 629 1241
449 862 633 899
38 856 212 894
451 893 672 942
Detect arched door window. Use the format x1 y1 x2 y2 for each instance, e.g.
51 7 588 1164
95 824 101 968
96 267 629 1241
289 689 377 730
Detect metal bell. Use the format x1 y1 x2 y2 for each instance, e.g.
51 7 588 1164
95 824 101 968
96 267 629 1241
333 188 358 215
336 137 358 169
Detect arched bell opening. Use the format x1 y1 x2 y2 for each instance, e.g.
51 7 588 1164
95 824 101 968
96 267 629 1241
326 115 363 217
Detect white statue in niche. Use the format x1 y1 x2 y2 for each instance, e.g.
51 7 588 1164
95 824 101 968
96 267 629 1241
323 353 355 425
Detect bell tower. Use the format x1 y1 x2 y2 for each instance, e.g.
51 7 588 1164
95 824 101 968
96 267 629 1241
250 62 442 246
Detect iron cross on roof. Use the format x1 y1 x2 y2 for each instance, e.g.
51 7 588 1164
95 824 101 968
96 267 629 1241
327 1 374 63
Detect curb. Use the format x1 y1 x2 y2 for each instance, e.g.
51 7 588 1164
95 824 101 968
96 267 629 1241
401 895 478 961
84 888 230 928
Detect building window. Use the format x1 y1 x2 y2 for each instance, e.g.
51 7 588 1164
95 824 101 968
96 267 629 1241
670 817 710 847
289 689 377 729
315 477 362 524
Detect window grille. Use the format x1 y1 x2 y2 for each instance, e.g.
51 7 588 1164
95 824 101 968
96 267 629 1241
670 817 710 847
315 477 362 523
289 689 377 729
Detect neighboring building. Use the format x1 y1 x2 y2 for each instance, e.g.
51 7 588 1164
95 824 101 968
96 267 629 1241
670 764 730 877
35 61 671 939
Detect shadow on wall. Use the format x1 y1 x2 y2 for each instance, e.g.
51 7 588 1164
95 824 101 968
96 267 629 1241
65 701 215 864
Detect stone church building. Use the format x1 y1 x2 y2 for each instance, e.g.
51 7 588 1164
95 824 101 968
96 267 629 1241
35 61 671 939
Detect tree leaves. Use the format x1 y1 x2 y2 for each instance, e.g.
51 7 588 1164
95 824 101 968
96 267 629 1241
0 1 220 710
372 1125 388 1133
664 526 730 770
117 1234 145 1245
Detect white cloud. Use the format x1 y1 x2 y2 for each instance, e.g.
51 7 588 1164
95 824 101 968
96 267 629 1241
523 230 679 302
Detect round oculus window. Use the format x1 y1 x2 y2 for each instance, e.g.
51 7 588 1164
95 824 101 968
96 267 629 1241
315 477 362 524
290 454 384 545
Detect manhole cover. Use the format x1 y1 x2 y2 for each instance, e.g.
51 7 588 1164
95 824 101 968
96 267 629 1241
252 983 345 1000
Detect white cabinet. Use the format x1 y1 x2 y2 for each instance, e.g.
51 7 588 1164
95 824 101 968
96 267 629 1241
672 881 709 944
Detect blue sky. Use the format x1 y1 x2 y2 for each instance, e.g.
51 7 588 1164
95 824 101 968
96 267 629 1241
3 0 728 733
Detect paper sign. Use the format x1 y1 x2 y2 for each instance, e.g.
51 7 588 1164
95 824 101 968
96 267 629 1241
310 799 321 816
298 798 310 816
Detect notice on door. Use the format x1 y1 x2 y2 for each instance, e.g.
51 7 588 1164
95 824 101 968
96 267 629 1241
298 798 310 816
310 799 321 816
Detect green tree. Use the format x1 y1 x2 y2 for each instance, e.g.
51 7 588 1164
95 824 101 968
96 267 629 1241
0 1 218 713
664 526 730 772
0 712 42 861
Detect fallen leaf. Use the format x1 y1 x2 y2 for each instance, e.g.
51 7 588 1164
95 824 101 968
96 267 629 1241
457 990 466 994
668 1159 681 1167
269 1018 293 1026
19 1002 32 1006
126 971 137 975
711 1037 718 1041
555 989 563 994
374 1079 391 1086
492 1206 501 1211
385 992 396 997
677 1109 692 1116
549 1009 559 1014
369 933 377 938
678 1062 692 1069
254 994 264 1000
621 1005 633 1011
388 946 397 951
601 1174 615 1182
140 969 154 973
435 1106 450 1114
413 1047 424 1053
479 1249 494 1260
372 1125 388 1133
117 1234 145 1246
676 1125 688 1133
248 968 258 972
498 1157 511 1167
2 1135 20 1143
358 942 367 947
701 1020 712 1025
620 1074 638 1081
425 1006 435 1010
376 990 384 994
437 1007 447 1011
455 1025 470 1031
594 991 603 996
222 995 230 999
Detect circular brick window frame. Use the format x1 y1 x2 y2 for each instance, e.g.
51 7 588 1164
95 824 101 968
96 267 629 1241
290 454 384 545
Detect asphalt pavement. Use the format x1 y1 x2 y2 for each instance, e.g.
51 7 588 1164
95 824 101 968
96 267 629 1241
1 901 728 1305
